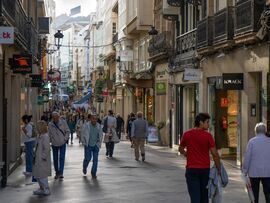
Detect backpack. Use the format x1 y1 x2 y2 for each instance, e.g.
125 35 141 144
102 117 108 133
31 123 37 138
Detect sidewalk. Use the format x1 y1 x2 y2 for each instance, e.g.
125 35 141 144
0 139 253 202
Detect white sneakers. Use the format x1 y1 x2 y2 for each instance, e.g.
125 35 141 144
33 188 50 196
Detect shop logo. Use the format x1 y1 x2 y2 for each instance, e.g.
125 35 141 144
222 73 244 90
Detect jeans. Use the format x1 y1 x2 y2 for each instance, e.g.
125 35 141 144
105 142 115 157
52 144 66 176
24 140 35 172
70 132 73 144
83 145 99 176
185 168 210 203
116 128 121 139
250 177 270 203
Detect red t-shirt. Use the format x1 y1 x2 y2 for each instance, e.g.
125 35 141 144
180 128 215 169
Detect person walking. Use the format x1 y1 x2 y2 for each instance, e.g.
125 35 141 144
48 111 70 180
81 114 103 179
179 113 221 203
131 111 148 161
76 114 86 144
126 113 136 147
67 114 76 145
242 122 270 203
116 113 124 140
32 120 51 196
103 110 119 158
21 115 36 176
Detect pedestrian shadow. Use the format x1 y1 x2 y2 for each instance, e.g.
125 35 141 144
82 176 101 190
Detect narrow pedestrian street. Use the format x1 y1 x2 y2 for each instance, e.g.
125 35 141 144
1 139 251 203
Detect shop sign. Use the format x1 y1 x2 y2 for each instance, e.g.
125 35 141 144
223 73 244 90
148 126 158 143
47 69 61 81
12 54 32 74
183 68 202 81
156 82 166 95
30 74 43 87
116 88 122 99
120 50 133 62
0 26 14 44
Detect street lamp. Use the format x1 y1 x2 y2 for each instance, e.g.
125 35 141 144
54 30 64 50
148 26 158 36
116 56 131 73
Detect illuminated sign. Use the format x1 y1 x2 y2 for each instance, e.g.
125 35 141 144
12 55 32 74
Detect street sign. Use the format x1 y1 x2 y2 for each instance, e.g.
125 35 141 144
0 27 14 44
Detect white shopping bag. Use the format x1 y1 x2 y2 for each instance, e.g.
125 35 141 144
242 174 255 203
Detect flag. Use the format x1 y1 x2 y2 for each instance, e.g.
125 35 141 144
70 5 81 16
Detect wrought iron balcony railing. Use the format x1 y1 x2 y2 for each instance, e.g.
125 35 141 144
112 32 118 44
176 29 196 54
213 7 234 44
2 0 16 24
235 0 264 37
197 17 213 49
148 31 173 57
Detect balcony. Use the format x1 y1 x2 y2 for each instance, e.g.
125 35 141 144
234 0 264 38
176 29 196 54
2 0 16 24
148 31 173 61
213 7 234 45
112 32 118 44
197 17 213 50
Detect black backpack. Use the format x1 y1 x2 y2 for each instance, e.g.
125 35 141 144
102 117 108 133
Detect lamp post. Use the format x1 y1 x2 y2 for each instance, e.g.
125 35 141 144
54 30 64 50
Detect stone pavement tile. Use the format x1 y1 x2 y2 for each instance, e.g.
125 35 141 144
0 141 255 203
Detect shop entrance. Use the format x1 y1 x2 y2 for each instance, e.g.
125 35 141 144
210 88 241 164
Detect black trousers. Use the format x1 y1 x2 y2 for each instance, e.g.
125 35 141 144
105 142 115 157
250 177 270 203
116 128 121 139
185 168 210 203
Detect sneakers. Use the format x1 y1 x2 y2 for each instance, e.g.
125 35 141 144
59 175 64 180
54 174 59 180
23 171 32 176
33 188 50 196
135 158 139 161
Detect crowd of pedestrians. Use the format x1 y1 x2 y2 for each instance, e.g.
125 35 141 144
20 105 270 202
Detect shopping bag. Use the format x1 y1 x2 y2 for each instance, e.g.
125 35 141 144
242 175 255 203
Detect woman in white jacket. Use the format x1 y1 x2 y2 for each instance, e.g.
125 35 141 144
32 120 51 196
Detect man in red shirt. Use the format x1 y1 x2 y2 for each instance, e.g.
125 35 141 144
179 113 221 203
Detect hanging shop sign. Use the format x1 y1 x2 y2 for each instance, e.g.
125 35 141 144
156 82 166 95
47 69 61 81
12 54 32 74
223 73 244 90
183 68 202 81
30 74 43 87
0 26 14 44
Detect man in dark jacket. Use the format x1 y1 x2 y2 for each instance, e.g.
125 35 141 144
116 114 124 139
131 111 148 161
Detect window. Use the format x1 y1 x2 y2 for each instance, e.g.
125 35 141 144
112 22 117 35
214 0 227 13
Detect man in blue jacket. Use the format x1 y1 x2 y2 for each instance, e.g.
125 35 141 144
81 114 103 179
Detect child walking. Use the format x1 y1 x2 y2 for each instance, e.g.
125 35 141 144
32 120 51 196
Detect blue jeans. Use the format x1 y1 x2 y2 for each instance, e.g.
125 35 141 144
24 140 35 172
185 168 210 203
105 142 115 157
83 145 99 176
250 177 270 203
52 144 66 175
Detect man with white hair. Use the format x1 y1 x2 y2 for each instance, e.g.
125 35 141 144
131 111 148 161
48 111 70 180
243 122 270 203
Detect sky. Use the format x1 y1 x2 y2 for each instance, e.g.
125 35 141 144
55 0 97 17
